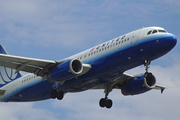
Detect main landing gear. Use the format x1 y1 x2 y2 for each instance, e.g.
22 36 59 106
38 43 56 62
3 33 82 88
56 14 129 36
50 89 64 100
99 83 113 109
99 98 113 109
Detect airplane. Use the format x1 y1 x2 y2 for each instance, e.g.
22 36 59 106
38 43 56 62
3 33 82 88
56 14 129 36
0 26 177 109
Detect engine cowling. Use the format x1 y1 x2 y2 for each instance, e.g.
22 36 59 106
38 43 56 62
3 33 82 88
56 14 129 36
47 59 91 82
121 73 156 95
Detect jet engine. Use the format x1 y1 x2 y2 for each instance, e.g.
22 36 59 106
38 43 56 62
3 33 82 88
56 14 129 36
47 59 91 82
121 73 156 95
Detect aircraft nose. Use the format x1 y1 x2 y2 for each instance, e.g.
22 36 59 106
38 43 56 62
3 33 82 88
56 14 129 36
168 34 177 48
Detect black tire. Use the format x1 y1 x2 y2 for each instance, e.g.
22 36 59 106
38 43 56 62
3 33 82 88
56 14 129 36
106 99 113 109
57 91 64 100
99 98 106 108
50 89 58 99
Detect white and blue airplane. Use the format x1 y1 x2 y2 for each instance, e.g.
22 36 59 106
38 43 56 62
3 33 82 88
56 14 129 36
0 26 177 109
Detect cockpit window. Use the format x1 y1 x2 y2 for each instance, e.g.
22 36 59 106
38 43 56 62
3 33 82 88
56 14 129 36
158 30 167 33
152 30 157 34
147 30 152 35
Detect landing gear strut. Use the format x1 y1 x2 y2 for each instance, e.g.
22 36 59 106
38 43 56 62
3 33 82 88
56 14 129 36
144 59 151 78
99 83 113 109
50 89 64 100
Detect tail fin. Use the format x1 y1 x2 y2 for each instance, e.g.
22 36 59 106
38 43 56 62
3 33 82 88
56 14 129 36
0 45 23 87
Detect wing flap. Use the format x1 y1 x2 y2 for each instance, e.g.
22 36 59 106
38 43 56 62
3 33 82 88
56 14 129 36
0 54 56 67
0 54 57 76
0 60 40 73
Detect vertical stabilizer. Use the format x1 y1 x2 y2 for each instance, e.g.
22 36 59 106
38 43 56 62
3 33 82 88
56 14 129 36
0 45 23 87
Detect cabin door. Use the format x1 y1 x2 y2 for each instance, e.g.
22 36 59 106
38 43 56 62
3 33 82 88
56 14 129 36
131 30 140 46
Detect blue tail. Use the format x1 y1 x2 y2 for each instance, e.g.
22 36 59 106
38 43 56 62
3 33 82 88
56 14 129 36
0 45 23 87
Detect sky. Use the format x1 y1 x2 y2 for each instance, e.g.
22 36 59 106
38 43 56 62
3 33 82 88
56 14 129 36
0 0 180 120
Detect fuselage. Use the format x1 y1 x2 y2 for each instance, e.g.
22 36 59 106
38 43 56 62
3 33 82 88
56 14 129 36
0 26 177 102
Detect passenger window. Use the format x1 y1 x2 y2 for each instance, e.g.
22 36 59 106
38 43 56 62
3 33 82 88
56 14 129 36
116 38 119 42
101 44 106 48
147 31 152 35
121 35 125 39
96 46 100 49
152 30 157 34
127 38 129 41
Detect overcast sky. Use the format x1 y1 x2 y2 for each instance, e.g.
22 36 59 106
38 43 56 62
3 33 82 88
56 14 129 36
0 0 180 120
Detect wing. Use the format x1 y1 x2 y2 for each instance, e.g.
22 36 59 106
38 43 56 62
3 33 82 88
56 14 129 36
93 73 135 89
0 54 63 77
93 73 165 93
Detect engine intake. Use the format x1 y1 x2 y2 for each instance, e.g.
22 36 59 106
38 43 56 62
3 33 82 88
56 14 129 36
70 59 83 74
121 73 156 95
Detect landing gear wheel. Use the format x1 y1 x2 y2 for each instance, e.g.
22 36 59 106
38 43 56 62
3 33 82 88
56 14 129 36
99 98 113 109
57 91 64 100
106 99 113 109
99 98 106 107
50 89 58 99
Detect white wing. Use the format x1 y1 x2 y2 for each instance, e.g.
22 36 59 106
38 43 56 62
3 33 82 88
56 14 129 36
0 54 60 77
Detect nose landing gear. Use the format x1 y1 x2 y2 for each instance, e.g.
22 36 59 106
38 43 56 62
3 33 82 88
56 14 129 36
144 59 151 78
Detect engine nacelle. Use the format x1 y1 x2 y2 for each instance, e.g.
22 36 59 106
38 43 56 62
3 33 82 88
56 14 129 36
121 73 156 95
47 59 91 82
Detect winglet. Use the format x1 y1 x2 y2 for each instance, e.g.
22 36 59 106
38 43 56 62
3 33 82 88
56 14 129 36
161 88 165 94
